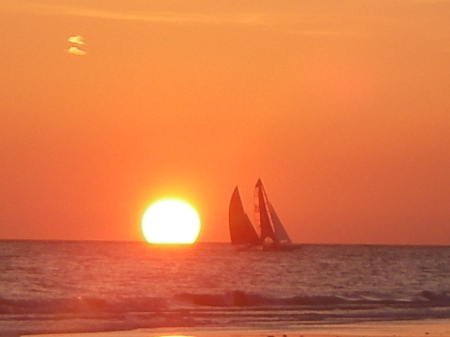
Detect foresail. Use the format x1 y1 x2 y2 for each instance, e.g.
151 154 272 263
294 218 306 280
229 187 260 245
269 202 292 244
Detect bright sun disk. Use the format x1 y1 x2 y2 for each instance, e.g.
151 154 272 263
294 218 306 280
141 199 201 244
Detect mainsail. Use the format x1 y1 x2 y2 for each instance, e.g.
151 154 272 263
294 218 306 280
254 179 275 243
254 179 292 245
229 187 260 245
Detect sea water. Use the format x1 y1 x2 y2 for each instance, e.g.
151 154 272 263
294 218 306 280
0 241 450 336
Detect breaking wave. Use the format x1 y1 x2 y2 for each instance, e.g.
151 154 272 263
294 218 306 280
2 291 450 337
2 290 450 316
176 289 450 309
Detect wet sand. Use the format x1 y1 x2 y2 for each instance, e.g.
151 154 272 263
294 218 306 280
24 319 450 337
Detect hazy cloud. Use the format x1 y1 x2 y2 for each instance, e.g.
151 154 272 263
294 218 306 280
68 46 86 56
7 2 273 26
68 35 84 45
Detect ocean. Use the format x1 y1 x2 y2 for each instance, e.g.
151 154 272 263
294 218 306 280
1 241 450 337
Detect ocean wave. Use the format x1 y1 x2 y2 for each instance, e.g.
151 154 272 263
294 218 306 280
2 290 450 316
176 291 348 307
175 290 450 309
2 290 450 337
0 296 169 315
421 290 450 303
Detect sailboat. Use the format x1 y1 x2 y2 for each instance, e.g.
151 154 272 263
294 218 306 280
229 179 298 251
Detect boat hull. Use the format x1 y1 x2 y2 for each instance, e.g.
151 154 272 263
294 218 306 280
261 243 302 252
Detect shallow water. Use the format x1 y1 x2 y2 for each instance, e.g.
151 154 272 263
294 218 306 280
1 241 450 336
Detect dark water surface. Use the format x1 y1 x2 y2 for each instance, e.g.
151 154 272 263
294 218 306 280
1 241 450 336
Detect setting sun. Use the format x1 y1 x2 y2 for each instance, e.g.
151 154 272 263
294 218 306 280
141 199 201 244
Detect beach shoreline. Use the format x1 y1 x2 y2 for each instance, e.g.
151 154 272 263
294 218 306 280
24 319 450 337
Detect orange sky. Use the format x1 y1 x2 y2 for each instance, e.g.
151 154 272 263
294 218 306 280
1 0 450 245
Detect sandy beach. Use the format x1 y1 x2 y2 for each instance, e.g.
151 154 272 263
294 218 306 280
24 319 450 337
